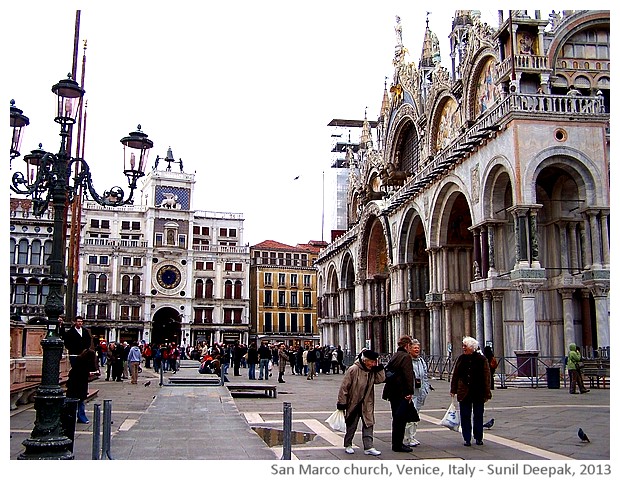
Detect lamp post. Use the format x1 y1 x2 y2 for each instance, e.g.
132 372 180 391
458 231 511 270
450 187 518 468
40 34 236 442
10 75 153 460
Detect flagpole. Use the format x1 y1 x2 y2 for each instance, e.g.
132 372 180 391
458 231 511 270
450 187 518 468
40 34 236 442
321 170 324 242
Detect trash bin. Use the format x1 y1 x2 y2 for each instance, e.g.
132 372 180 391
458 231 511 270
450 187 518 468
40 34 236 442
546 367 560 389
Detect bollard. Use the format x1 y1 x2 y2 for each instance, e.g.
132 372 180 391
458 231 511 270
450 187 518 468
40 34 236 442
281 402 292 460
92 403 101 460
61 397 79 454
159 365 164 386
101 399 114 460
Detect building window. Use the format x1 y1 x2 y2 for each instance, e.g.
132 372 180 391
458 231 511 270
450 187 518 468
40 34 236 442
278 273 286 287
235 263 243 271
202 227 210 236
131 306 140 321
278 291 286 307
303 292 312 308
133 257 142 267
14 282 26 304
234 280 242 299
223 308 232 324
205 262 214 270
121 221 130 230
304 314 312 333
100 256 109 265
31 240 41 266
196 261 204 270
17 239 29 264
97 304 108 319
98 274 108 293
87 274 97 293
290 313 298 333
86 304 96 318
290 274 298 287
178 234 186 248
121 275 130 295
264 272 272 286
303 275 311 288
278 313 286 332
91 219 100 228
155 233 163 246
264 312 272 333
131 221 140 230
264 290 273 307
225 262 233 271
205 279 214 299
132 275 141 295
290 291 298 308
120 305 130 320
122 256 131 266
224 280 233 299
195 279 204 299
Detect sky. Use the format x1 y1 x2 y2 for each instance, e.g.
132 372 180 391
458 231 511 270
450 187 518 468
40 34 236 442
6 1 596 247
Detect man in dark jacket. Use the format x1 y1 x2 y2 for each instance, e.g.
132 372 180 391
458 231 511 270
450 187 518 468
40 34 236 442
257 340 271 380
62 315 93 367
383 335 415 452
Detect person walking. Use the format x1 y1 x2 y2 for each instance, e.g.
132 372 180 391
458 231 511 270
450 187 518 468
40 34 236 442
483 345 498 390
112 341 124 382
450 336 492 446
277 343 289 383
567 343 590 394
128 341 142 384
66 348 98 424
105 342 116 381
62 315 93 368
383 335 416 452
306 345 318 380
302 346 309 376
337 349 385 456
247 342 258 380
257 340 271 380
403 338 430 447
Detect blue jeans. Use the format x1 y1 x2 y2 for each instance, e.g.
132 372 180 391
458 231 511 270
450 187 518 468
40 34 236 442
459 400 485 443
259 359 270 379
248 363 256 379
77 400 89 423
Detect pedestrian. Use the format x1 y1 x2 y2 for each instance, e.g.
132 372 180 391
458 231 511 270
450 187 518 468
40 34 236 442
382 335 416 452
277 343 289 383
128 341 142 384
337 349 385 456
233 341 246 376
121 341 130 378
257 340 271 380
302 346 309 376
337 345 346 373
331 348 340 374
62 315 93 368
567 343 590 394
450 336 492 446
112 341 124 382
295 345 304 375
66 348 98 424
306 344 318 380
483 345 498 390
105 342 115 381
403 338 430 447
153 344 162 373
143 343 152 369
247 342 258 380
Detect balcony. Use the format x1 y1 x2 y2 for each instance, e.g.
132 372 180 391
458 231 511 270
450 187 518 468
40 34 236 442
83 237 148 248
194 244 249 254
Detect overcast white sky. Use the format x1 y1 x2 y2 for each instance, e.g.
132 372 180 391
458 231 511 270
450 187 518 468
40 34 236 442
7 1 592 247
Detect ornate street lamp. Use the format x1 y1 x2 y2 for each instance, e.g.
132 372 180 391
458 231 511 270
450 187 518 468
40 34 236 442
10 99 30 163
11 74 153 460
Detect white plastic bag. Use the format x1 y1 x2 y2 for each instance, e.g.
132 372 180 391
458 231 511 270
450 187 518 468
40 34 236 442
325 409 347 433
440 398 460 432
268 360 273 371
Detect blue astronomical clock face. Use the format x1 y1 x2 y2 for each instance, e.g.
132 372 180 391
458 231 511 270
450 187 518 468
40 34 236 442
156 264 182 289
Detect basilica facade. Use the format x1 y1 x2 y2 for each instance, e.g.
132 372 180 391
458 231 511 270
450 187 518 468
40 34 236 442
315 10 610 361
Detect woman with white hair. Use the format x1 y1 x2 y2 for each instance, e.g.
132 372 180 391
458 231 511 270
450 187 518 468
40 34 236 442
403 338 430 447
450 336 492 446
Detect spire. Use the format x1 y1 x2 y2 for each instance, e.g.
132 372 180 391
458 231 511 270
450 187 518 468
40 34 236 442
420 12 441 69
380 77 390 119
360 108 372 151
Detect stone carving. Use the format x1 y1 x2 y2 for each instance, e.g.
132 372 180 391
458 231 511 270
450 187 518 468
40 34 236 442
159 192 180 209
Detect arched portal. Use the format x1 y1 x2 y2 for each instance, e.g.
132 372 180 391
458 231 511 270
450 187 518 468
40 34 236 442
151 307 182 346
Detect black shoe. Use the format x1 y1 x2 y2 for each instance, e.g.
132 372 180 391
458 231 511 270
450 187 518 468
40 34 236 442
581 389 590 393
392 445 413 452
463 441 471 446
476 440 484 445
279 380 286 383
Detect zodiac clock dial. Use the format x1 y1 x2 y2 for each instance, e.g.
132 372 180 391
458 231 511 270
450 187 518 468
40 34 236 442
156 264 182 290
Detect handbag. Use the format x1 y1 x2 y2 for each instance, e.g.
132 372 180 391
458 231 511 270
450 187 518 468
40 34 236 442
325 409 347 433
576 360 585 370
440 398 460 432
395 398 420 423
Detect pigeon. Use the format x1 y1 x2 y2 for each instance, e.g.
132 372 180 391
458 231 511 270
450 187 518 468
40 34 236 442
483 418 495 429
293 176 300 180
578 428 590 442
144 380 151 387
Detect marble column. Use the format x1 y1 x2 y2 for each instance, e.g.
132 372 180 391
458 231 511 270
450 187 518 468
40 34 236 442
591 284 610 348
482 291 493 346
518 283 540 351
588 211 602 266
579 219 593 268
429 304 441 356
600 211 610 265
580 289 593 348
463 302 473 338
568 222 579 274
491 291 505 358
560 289 576 353
481 226 489 278
474 293 484 346
444 302 453 354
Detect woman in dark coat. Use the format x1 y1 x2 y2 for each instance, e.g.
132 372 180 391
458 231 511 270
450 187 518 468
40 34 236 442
382 335 416 453
66 348 98 424
450 336 492 446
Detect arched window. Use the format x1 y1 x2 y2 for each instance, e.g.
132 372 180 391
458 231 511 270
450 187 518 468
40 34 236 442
205 279 214 299
132 275 141 295
40 280 49 305
27 280 39 305
224 280 233 299
31 240 42 266
10 239 16 264
122 275 131 295
98 274 107 293
18 239 29 265
397 123 420 174
234 280 242 299
87 274 97 293
14 280 26 304
43 240 52 266
195 279 204 299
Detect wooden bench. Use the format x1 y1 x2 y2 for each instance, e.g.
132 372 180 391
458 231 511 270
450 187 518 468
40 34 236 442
10 381 39 410
580 359 610 389
226 383 277 398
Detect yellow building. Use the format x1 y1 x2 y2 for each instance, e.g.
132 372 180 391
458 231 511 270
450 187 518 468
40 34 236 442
250 240 326 347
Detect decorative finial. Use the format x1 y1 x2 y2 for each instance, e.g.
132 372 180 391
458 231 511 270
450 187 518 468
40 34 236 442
10 99 15 107
137 124 142 130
